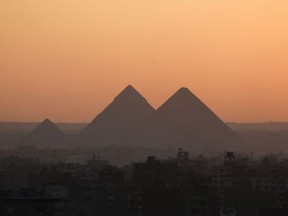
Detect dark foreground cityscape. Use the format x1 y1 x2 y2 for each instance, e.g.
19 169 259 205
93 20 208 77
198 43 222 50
0 149 288 216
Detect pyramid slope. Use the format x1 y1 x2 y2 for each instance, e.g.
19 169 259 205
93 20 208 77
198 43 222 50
79 85 155 147
129 87 239 151
24 119 66 147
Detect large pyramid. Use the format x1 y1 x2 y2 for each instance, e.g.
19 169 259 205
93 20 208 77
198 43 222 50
129 87 239 151
78 85 155 147
24 119 67 147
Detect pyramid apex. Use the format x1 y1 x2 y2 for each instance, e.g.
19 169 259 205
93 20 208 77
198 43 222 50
157 87 202 112
176 87 192 94
42 118 54 125
43 118 52 122
168 87 196 100
114 85 147 103
179 87 189 90
126 84 134 89
122 84 137 92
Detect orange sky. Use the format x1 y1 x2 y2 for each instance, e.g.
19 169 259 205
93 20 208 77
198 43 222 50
1 0 288 123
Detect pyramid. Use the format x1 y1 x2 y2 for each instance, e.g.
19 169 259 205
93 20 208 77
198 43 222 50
24 119 67 147
78 85 155 147
130 87 239 151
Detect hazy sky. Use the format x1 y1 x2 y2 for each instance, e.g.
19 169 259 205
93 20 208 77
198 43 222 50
1 0 288 123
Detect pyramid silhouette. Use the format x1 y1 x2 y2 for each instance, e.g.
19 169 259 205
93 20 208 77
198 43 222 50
78 86 239 151
79 85 155 147
24 119 66 147
129 87 239 150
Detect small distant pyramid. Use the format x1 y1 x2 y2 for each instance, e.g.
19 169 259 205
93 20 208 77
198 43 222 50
78 85 155 147
130 87 239 151
24 119 66 147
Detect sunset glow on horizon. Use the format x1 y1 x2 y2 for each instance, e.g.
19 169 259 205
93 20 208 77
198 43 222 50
1 0 288 123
